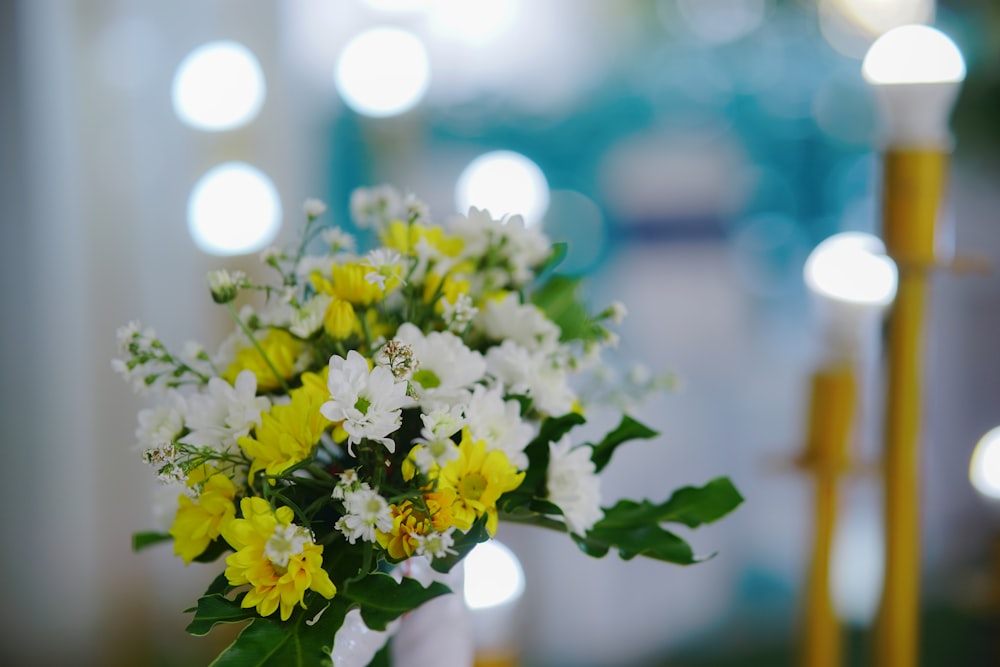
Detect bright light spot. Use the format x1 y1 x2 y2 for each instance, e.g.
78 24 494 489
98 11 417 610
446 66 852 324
862 25 966 85
970 427 1000 500
831 503 884 624
335 28 430 117
363 0 434 11
428 0 521 45
677 0 767 44
804 232 897 306
834 0 933 37
456 151 549 225
172 41 266 131
463 540 524 610
188 162 282 256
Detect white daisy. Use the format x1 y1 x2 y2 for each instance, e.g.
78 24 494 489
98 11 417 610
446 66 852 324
336 486 393 544
394 323 486 406
289 293 332 339
178 370 271 453
321 350 411 455
485 340 576 417
475 292 561 353
414 527 458 561
135 389 186 452
463 384 533 470
546 435 603 535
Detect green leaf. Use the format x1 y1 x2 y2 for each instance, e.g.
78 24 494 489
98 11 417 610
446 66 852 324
529 275 591 342
599 477 743 530
574 523 698 564
209 596 351 667
186 593 256 636
343 573 452 631
535 241 568 276
588 415 659 473
132 531 171 552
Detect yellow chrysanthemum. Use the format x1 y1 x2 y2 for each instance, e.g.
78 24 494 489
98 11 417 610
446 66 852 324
376 500 431 561
312 263 384 306
169 465 237 564
423 272 471 310
223 329 303 393
323 297 360 340
380 221 464 258
433 429 524 535
238 382 330 481
223 497 336 621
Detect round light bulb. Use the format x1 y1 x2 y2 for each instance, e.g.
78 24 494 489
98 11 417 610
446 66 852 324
463 540 525 610
862 25 966 147
970 427 1000 500
862 25 965 86
335 28 430 118
804 232 898 307
456 151 549 225
188 162 282 256
172 41 266 131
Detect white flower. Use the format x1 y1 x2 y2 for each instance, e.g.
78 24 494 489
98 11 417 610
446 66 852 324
336 487 393 544
609 301 627 325
294 254 338 282
419 404 466 441
394 323 486 405
375 339 418 380
179 370 271 453
414 527 458 560
546 435 602 535
450 207 551 287
207 269 246 304
289 293 332 339
485 340 576 417
303 197 328 218
441 293 478 333
410 435 460 474
320 227 357 253
260 246 283 263
350 185 402 230
363 248 405 290
265 523 315 567
403 192 430 225
463 384 532 469
331 469 363 500
135 390 186 452
321 350 412 455
475 292 561 353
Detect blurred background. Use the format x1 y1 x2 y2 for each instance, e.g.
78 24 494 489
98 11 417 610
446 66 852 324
2 0 1000 665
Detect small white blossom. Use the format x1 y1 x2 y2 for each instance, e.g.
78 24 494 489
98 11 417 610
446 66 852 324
485 340 576 417
475 292 561 353
321 350 412 455
441 293 478 333
363 248 405 290
410 436 460 474
320 227 357 254
179 370 271 453
403 192 429 225
303 198 328 218
336 487 393 544
414 527 458 560
289 293 332 339
609 301 627 325
135 390 186 452
546 435 602 535
350 185 402 230
265 523 315 568
375 339 419 380
207 269 247 304
331 469 363 500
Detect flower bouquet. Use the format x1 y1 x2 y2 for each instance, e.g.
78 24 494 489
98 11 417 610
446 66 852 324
115 186 742 666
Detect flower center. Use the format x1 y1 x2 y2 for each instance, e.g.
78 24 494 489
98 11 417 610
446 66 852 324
412 369 441 389
459 473 487 501
265 523 312 569
354 395 371 415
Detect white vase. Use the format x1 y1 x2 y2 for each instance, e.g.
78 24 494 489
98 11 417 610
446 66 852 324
330 557 473 667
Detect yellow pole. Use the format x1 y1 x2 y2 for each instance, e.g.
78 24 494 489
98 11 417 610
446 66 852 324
874 149 948 667
800 365 855 667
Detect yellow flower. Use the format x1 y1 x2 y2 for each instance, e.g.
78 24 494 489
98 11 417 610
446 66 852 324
376 500 430 561
169 465 237 564
323 297 359 339
239 382 330 481
433 429 524 535
312 263 384 306
423 272 471 309
223 497 336 621
380 220 464 258
223 329 303 393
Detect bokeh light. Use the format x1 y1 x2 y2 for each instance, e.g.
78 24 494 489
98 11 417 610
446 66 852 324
172 41 266 131
187 162 282 256
862 24 966 85
456 150 549 225
427 0 521 45
463 540 525 610
803 232 897 306
676 0 767 45
335 27 431 117
970 427 1000 500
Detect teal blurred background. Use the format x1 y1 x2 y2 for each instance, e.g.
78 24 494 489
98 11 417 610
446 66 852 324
2 1 1000 665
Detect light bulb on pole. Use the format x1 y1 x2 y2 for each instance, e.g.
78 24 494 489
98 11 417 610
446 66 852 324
862 23 965 667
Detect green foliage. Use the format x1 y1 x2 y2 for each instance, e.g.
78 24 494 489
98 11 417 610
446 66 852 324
132 531 171 551
530 275 599 343
588 414 659 473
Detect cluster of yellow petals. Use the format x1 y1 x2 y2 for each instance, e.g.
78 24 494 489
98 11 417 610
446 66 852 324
223 329 303 393
376 500 431 560
380 220 464 258
238 374 330 481
404 430 524 538
223 497 336 621
169 465 237 564
312 263 401 340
